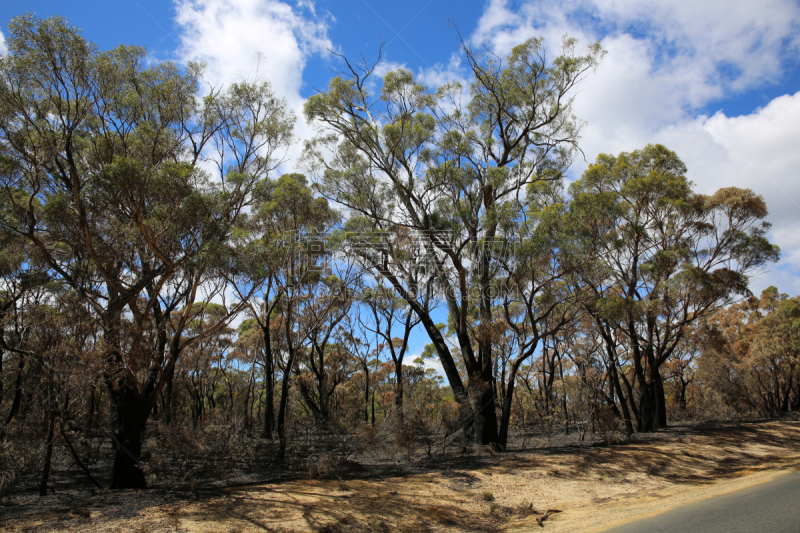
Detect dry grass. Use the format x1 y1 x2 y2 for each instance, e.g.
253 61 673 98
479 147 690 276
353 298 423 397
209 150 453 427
3 419 799 532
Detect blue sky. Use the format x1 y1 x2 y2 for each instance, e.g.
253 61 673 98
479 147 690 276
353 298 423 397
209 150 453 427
8 1 795 118
3 0 800 369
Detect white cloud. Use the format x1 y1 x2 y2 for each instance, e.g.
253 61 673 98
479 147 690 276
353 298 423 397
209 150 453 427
415 52 463 88
471 0 800 151
593 0 799 90
422 357 446 379
475 0 800 96
174 0 333 171
0 30 7 56
411 347 445 379
470 0 800 294
373 60 408 79
658 93 800 294
175 0 330 94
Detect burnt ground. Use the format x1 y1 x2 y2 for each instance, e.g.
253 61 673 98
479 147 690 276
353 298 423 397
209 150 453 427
2 418 800 532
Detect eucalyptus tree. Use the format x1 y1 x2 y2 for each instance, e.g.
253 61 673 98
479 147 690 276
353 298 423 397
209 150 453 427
232 317 268 432
357 283 422 423
227 198 285 439
569 144 779 432
339 306 377 424
238 172 346 456
491 178 589 446
304 37 603 446
0 15 293 487
0 219 41 423
574 310 637 435
153 75 294 430
698 287 800 417
226 172 336 439
295 274 356 423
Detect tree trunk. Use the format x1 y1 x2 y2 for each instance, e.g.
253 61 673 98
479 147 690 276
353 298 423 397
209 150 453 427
610 362 634 436
86 383 97 433
394 363 404 424
559 354 569 435
109 388 149 489
653 369 667 428
364 367 370 423
635 364 654 433
262 358 274 439
371 389 376 426
0 338 4 410
163 368 174 425
618 364 638 421
261 326 275 440
39 396 56 496
4 354 25 425
636 370 667 432
498 372 516 448
470 369 499 447
277 354 297 462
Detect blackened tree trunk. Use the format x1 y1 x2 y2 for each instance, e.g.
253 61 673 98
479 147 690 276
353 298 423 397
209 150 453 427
162 369 175 425
471 363 500 447
394 362 404 424
104 314 152 490
610 361 634 436
635 376 667 433
498 361 523 447
363 364 370 423
634 355 667 433
85 383 97 432
0 336 4 410
5 353 25 425
243 360 256 432
635 375 654 433
278 304 299 462
277 367 293 462
653 370 667 428
109 387 150 489
262 353 274 439
260 321 275 440
618 364 638 422
371 388 376 426
39 383 56 496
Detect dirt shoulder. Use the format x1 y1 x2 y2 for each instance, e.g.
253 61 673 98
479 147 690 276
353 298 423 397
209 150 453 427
3 419 800 533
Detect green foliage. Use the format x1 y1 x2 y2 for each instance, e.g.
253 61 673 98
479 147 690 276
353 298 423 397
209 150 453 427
570 143 779 319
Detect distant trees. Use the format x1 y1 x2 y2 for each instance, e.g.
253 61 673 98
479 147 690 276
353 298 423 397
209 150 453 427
698 287 800 416
358 284 421 423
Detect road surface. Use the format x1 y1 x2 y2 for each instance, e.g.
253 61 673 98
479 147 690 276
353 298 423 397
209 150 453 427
599 469 800 532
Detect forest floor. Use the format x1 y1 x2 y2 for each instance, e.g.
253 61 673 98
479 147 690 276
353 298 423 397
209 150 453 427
2 419 800 532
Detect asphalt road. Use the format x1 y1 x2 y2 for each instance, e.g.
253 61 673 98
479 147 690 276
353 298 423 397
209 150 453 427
599 469 800 533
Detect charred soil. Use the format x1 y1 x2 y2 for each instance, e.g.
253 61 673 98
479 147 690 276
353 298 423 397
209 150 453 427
2 419 799 532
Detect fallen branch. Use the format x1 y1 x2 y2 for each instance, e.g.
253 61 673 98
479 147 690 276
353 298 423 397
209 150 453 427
537 509 562 527
60 424 103 489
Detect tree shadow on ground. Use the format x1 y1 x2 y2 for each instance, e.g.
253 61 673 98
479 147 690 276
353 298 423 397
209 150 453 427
493 419 800 487
2 419 798 532
174 477 530 533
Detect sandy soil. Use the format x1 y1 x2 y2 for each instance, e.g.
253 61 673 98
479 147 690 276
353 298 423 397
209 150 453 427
3 419 799 533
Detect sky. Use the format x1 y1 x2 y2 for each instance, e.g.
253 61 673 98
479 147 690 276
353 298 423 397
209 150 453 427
2 0 800 370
